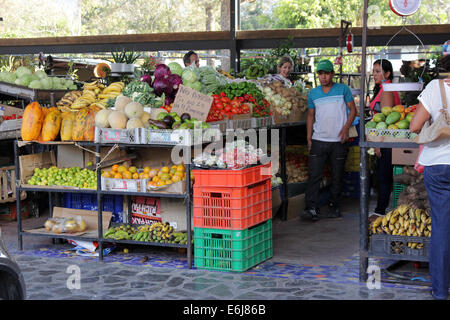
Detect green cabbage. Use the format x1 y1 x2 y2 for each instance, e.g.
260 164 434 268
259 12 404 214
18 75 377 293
16 66 32 78
3 72 17 83
29 80 42 89
34 70 47 79
168 62 183 76
181 69 197 83
40 78 52 90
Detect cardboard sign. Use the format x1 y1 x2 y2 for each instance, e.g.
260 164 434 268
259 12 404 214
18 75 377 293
171 85 213 122
131 196 161 225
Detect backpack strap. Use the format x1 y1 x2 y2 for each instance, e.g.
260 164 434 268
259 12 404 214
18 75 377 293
439 80 450 124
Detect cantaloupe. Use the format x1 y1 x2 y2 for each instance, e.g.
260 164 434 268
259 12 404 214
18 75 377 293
140 111 151 128
126 118 144 129
108 110 128 129
115 95 133 112
95 109 112 128
124 101 144 119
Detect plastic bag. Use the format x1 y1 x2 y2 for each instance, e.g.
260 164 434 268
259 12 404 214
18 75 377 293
44 216 87 234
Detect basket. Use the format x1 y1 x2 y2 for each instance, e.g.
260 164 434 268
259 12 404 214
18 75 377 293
192 163 271 188
194 219 273 272
193 179 272 230
369 234 430 261
365 128 417 142
251 117 272 129
0 166 26 204
392 165 406 208
95 127 141 144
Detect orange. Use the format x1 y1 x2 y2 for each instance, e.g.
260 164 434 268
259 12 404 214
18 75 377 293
129 166 137 174
161 166 170 174
112 164 119 172
139 172 145 179
176 165 185 173
157 171 164 178
122 171 132 179
147 181 157 188
152 176 160 183
132 173 139 179
157 180 165 187
141 173 150 179
117 165 126 173
171 175 181 183
144 166 151 174
174 172 184 178
114 173 123 179
102 171 111 178
161 173 170 181
171 165 178 170
169 168 177 176
165 180 173 185
149 169 158 178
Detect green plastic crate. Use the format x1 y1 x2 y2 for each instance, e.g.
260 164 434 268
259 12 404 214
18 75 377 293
392 166 406 208
194 219 273 272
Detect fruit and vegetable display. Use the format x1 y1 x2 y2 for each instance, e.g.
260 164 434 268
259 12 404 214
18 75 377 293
193 142 265 169
261 81 308 116
104 222 191 244
27 166 97 189
44 216 87 234
394 166 429 211
122 79 166 108
0 66 77 90
369 204 431 249
286 151 309 183
366 105 417 139
207 93 252 122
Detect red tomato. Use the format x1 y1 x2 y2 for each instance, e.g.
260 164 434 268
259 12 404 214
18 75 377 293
224 105 231 112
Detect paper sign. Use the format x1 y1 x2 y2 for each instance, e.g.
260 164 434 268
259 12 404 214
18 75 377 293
171 85 213 122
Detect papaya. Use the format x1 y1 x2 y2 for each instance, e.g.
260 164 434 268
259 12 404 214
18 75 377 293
376 122 387 129
72 108 90 141
41 109 62 142
373 113 386 123
21 101 44 141
400 112 406 120
365 121 377 129
397 120 410 129
392 105 405 113
385 112 401 125
381 106 392 116
60 112 76 141
83 107 100 141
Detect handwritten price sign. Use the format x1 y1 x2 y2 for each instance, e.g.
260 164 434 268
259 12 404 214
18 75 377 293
171 85 213 122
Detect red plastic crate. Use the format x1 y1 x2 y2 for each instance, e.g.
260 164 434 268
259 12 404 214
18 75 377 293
193 163 271 188
193 179 272 230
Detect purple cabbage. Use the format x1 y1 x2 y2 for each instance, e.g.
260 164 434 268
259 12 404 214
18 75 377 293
168 73 182 92
140 74 152 87
154 64 171 80
153 78 173 97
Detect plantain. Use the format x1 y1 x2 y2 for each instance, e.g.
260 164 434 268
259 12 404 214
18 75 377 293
373 216 383 228
382 216 388 227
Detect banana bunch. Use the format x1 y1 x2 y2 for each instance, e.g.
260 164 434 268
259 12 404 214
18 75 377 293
370 204 431 250
104 224 136 240
97 82 125 101
217 68 234 79
56 91 82 112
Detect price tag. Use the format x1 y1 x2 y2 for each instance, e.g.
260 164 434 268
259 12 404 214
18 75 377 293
171 85 213 122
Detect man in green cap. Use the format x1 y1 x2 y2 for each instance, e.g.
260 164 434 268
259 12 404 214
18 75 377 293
302 59 356 221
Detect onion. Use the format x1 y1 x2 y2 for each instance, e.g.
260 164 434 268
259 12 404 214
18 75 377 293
154 64 171 80
140 74 152 86
153 78 173 97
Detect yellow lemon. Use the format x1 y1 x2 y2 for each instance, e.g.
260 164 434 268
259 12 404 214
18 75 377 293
161 166 170 174
152 176 160 183
102 171 111 178
144 166 151 174
117 165 126 173
132 173 139 179
129 166 137 174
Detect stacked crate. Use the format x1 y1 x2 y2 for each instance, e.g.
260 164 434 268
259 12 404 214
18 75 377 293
192 163 273 272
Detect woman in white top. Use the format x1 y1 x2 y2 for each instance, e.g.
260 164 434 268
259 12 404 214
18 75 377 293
275 56 294 88
410 55 450 300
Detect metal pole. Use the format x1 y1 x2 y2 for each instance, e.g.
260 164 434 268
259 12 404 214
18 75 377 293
14 140 23 251
96 144 103 261
359 0 369 283
230 0 240 73
185 146 192 269
280 127 288 221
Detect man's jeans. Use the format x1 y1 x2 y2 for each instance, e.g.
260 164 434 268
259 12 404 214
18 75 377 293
424 165 450 299
305 139 349 209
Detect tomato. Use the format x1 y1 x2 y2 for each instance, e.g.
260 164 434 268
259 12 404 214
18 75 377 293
215 102 224 110
231 107 238 114
221 97 231 104
220 92 227 97
224 105 231 112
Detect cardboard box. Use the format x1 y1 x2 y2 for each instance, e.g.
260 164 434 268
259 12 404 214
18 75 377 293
392 148 420 166
57 144 128 169
271 107 306 125
160 198 193 231
287 193 306 220
24 207 112 238
19 151 56 185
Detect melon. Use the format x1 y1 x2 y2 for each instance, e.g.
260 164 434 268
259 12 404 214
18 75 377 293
115 95 133 112
126 118 144 129
140 111 151 128
95 109 112 128
124 101 144 119
108 110 128 129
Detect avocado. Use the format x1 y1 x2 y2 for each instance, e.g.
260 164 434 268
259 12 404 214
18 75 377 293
180 113 191 122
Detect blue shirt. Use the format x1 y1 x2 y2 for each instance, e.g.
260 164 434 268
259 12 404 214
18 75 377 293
307 83 354 142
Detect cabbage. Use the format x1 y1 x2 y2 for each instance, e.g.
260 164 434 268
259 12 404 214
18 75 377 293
154 64 171 80
153 78 173 97
68 84 77 90
15 66 32 78
40 78 52 90
64 79 74 87
15 74 34 86
185 81 202 92
3 72 17 83
29 80 42 89
182 69 197 83
167 62 183 76
34 70 47 79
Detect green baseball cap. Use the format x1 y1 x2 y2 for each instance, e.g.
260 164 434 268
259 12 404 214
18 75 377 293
316 59 334 72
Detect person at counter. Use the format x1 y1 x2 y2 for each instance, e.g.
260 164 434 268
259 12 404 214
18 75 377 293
274 55 294 87
183 51 199 67
369 59 401 216
302 59 356 222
